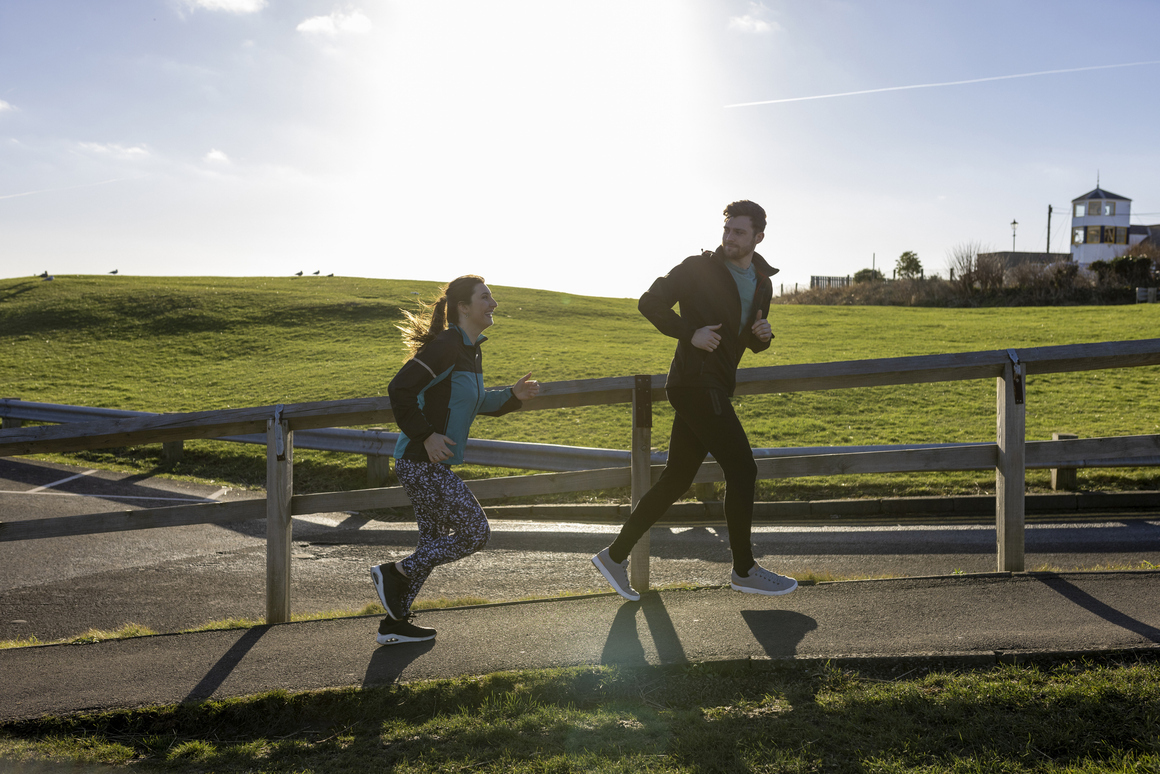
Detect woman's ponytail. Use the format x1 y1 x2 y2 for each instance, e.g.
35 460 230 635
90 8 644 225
397 275 485 358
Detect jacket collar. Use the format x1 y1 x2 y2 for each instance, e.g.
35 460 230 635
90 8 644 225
710 246 780 278
450 324 488 346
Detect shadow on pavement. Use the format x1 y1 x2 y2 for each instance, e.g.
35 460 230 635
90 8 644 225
363 639 438 687
740 609 818 658
1036 575 1160 643
600 593 688 667
184 626 269 702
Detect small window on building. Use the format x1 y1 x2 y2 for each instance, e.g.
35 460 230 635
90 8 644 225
1116 227 1128 245
1074 203 1087 217
1072 227 1085 245
1103 201 1116 216
1087 226 1101 244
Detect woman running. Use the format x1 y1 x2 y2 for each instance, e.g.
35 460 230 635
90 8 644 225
371 275 540 645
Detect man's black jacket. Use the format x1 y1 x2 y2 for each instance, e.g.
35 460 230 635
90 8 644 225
638 246 778 396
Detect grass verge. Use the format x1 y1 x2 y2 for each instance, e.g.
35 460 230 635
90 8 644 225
1 656 1158 773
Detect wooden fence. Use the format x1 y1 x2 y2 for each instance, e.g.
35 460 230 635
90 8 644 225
2 338 1159 623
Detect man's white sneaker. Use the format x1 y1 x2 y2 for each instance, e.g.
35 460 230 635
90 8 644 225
731 565 798 596
591 548 641 601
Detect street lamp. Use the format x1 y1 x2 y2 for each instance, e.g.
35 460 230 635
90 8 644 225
1010 219 1018 252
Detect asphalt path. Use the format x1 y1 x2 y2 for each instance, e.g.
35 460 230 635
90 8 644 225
2 457 1160 644
3 573 1159 722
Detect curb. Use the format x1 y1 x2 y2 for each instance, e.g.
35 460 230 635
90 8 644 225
480 490 1160 523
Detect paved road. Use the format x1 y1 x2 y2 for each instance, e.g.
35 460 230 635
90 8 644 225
2 457 1159 643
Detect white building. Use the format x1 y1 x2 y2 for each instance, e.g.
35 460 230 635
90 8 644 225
1070 187 1131 266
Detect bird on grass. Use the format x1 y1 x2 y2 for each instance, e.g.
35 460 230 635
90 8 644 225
295 271 303 276
110 269 118 275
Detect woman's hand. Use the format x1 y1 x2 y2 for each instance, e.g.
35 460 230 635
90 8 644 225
423 433 457 464
512 372 540 401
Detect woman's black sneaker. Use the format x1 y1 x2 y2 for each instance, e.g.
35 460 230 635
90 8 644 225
370 563 407 620
376 615 436 645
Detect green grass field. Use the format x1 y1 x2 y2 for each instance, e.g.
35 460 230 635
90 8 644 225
2 657 1158 773
2 274 1158 499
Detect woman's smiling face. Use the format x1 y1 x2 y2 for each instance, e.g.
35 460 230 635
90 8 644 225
458 283 497 333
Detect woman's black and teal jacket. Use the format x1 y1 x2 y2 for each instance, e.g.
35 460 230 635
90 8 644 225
388 324 522 466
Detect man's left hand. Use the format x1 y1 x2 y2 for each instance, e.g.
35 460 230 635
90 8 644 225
751 310 772 342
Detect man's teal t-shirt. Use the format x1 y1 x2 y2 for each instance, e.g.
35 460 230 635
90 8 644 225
727 261 757 335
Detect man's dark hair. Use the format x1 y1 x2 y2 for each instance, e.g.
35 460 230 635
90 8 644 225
723 200 766 234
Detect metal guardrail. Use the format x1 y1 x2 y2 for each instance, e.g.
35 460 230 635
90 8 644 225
4 399 1159 471
0 399 666 472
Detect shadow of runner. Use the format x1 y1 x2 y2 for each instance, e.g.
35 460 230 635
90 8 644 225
1036 575 1160 643
739 610 818 658
599 594 688 667
363 639 437 687
184 625 269 702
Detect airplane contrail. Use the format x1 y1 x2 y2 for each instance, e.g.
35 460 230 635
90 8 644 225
725 60 1160 108
0 177 136 201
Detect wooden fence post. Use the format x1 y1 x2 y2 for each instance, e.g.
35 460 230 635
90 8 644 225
1051 432 1079 490
367 428 393 487
996 353 1026 572
266 408 294 624
162 440 184 466
0 398 20 430
630 374 652 592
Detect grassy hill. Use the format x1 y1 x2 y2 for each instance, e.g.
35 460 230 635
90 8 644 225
2 274 1158 500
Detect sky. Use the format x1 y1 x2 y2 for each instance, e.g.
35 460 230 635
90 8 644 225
2 0 1159 299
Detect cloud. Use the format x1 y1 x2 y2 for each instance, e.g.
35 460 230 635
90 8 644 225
77 142 151 160
297 9 373 35
187 0 267 12
204 148 230 164
728 14 774 33
728 2 777 33
0 99 15 113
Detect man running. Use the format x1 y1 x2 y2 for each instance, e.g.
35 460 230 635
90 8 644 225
591 200 798 600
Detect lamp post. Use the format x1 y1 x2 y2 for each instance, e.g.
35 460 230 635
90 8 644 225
1010 219 1018 252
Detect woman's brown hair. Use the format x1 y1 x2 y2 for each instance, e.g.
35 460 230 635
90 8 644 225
397 275 485 358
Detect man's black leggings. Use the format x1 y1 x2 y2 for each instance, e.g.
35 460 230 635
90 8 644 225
608 386 757 575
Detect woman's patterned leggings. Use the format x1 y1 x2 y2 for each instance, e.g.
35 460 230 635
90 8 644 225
393 459 491 615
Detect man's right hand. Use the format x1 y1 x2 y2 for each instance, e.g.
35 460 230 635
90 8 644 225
691 323 723 352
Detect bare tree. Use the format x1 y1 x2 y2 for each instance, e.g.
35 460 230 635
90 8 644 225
946 241 984 292
975 252 1005 292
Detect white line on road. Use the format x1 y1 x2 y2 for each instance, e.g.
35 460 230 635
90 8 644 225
0 490 218 503
26 469 98 493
